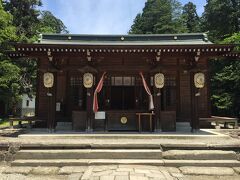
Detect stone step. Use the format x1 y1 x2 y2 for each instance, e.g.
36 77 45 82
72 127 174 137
164 160 240 167
16 142 240 150
18 132 230 140
11 159 240 167
15 149 162 160
162 150 237 160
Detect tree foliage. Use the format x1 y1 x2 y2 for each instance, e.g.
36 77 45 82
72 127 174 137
0 0 68 115
0 1 17 53
202 0 240 41
182 2 200 33
129 0 187 34
39 11 68 34
0 60 21 112
211 33 240 117
203 0 240 118
3 0 42 40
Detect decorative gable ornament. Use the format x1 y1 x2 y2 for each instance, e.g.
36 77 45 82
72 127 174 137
83 73 93 88
194 73 205 88
154 73 165 89
43 72 54 88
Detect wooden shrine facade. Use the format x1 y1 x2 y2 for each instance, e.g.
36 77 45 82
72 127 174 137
8 33 236 132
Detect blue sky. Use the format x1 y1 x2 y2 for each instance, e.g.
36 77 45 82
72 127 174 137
40 0 206 34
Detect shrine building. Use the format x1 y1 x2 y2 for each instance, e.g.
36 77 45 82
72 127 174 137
8 33 236 132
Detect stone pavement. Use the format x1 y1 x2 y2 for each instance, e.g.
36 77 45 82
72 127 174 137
1 165 240 180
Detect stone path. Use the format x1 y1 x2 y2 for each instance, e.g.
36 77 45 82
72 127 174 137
0 165 240 180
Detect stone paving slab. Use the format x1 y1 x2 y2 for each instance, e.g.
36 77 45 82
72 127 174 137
3 166 32 175
68 173 83 180
179 166 235 176
31 166 59 175
233 167 240 174
0 173 27 180
0 165 7 173
93 165 118 172
81 166 94 180
115 175 129 180
184 175 240 180
1 165 240 179
26 175 67 180
58 166 87 175
99 175 114 180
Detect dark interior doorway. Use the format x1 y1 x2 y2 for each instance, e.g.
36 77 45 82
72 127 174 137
110 86 135 110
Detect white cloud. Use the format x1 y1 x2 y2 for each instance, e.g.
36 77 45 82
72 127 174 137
41 0 206 34
41 0 145 34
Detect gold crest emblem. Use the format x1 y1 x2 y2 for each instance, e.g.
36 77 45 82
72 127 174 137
83 73 93 88
120 117 127 124
194 73 205 88
154 73 164 89
43 73 54 88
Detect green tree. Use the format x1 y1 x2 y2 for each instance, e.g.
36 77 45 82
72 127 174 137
202 0 240 118
3 0 42 40
182 2 200 33
0 0 17 53
0 60 21 114
129 0 187 34
202 0 240 41
1 0 68 115
39 11 68 34
129 13 144 34
0 1 19 115
210 33 240 117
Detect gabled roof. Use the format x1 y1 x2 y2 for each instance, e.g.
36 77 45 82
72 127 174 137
38 33 212 46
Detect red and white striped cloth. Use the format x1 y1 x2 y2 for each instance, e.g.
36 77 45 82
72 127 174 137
139 72 154 110
93 72 106 113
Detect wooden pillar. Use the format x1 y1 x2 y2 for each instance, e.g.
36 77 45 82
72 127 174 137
176 59 181 122
154 86 161 132
206 59 212 117
35 60 40 117
86 77 94 132
190 71 199 131
47 72 57 131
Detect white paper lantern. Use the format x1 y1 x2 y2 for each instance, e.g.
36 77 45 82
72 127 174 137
83 73 93 88
154 73 165 89
43 72 54 88
194 73 205 88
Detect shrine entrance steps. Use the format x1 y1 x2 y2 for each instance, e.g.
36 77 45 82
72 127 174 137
9 133 240 167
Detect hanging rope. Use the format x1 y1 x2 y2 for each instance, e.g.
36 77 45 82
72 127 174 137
139 72 154 110
93 72 106 113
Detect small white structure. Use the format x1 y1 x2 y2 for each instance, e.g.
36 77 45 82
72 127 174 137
17 94 35 117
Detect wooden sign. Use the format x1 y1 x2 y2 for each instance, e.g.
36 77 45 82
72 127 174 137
83 73 93 88
43 72 54 88
95 111 106 119
154 73 164 89
194 73 205 88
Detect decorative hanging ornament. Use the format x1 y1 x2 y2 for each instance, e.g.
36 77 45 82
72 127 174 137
154 73 165 89
43 72 54 88
194 73 205 88
83 73 93 88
